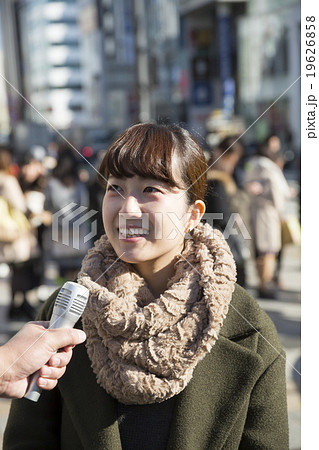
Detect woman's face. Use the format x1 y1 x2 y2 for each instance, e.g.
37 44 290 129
102 175 192 273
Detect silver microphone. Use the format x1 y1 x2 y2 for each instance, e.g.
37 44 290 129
24 281 89 402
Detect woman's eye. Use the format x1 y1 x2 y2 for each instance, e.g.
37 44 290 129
144 186 161 193
107 184 121 192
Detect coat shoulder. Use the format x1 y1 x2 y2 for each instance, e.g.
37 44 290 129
218 284 284 374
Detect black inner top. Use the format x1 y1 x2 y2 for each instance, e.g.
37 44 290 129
117 397 176 450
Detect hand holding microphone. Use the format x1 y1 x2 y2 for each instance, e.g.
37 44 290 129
23 282 89 402
0 322 86 399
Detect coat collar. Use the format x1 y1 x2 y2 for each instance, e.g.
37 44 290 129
167 335 263 449
220 284 261 340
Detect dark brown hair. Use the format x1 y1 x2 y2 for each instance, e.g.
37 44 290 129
98 123 207 204
207 135 244 167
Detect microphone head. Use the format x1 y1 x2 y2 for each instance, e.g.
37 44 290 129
50 281 89 329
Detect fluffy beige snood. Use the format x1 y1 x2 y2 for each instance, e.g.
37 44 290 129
78 223 236 405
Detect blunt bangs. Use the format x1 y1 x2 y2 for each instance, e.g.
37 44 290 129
98 124 185 189
98 123 207 204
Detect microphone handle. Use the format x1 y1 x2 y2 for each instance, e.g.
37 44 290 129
24 369 44 402
24 316 74 402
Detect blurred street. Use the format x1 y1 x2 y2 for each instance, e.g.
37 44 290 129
0 243 301 449
247 244 301 450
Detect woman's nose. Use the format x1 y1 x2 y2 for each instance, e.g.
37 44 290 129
119 194 143 217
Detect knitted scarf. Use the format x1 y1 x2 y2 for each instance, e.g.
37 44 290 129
78 223 236 405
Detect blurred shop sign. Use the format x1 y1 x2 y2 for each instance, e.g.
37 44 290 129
191 81 212 106
179 0 212 14
190 29 212 50
223 77 235 119
179 0 247 14
192 56 211 80
78 2 98 34
107 90 127 130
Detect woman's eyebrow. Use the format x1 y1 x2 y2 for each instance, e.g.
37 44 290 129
108 176 125 182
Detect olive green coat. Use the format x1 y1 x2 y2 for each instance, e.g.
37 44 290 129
4 284 289 450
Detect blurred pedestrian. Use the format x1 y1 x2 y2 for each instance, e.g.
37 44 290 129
88 150 107 241
18 152 52 248
43 149 91 281
0 146 39 320
7 152 53 317
205 136 251 288
4 124 288 449
244 140 291 298
264 133 282 158
271 151 299 289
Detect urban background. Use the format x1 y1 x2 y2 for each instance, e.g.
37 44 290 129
0 0 300 154
0 0 300 447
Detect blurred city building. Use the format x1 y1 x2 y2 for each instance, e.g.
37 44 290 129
0 44 10 142
19 0 83 129
179 0 246 136
77 0 138 150
0 0 23 140
0 0 300 159
178 0 300 158
237 0 300 154
1 0 85 150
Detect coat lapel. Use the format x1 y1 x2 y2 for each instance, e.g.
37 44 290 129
167 334 264 450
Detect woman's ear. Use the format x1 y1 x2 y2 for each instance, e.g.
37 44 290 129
186 200 206 232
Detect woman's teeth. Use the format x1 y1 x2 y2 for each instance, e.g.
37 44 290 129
119 228 148 237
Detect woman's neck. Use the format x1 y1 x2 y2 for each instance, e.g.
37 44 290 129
134 258 179 299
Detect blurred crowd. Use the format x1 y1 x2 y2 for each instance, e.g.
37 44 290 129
0 132 300 323
205 133 300 297
0 141 105 321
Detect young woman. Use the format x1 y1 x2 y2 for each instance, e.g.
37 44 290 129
4 124 289 450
